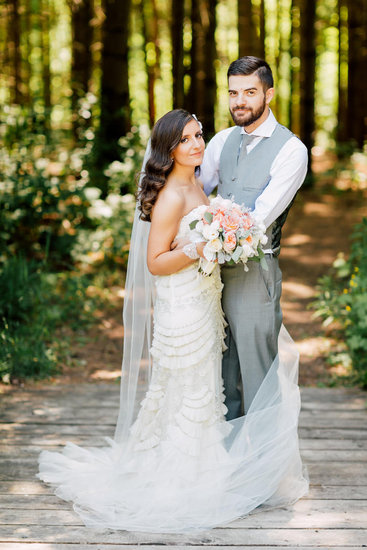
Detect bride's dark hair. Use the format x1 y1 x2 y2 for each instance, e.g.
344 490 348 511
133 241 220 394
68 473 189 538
138 109 195 222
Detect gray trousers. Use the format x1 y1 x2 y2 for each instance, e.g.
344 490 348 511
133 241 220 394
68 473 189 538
221 255 283 419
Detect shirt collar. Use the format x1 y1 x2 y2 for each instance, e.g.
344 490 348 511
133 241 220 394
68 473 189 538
240 109 277 138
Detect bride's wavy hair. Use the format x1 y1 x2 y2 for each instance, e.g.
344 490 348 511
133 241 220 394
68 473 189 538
138 109 196 222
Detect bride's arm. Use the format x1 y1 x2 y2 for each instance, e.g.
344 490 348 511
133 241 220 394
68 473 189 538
147 191 200 276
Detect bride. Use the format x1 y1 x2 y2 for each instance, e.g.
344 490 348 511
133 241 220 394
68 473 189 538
37 109 308 533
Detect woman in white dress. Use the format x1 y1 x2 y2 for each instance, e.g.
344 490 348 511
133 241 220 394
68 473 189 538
37 109 308 533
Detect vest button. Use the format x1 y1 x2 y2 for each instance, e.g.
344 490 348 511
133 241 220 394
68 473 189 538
231 177 236 181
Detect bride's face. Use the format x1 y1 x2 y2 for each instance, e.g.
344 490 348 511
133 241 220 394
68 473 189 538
171 120 205 167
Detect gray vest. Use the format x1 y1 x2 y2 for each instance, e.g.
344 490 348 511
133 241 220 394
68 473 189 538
219 124 294 256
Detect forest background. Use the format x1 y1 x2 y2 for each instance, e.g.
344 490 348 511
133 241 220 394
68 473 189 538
1 0 367 387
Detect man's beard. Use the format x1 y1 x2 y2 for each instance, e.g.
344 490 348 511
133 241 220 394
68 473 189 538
230 96 266 127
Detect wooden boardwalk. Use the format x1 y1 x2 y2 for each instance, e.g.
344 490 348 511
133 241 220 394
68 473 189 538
1 383 366 549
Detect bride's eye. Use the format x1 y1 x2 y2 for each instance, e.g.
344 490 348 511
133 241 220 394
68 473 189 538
196 132 203 139
180 137 189 143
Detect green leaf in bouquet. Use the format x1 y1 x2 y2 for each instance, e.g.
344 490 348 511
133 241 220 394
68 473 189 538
258 247 269 271
231 245 243 263
189 220 198 230
204 212 213 224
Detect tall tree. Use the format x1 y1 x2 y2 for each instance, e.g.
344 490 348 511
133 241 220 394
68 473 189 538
8 0 22 103
288 0 301 133
238 0 265 58
142 0 160 127
188 0 217 136
171 0 185 109
40 0 51 126
347 0 367 148
238 0 254 56
96 0 131 190
69 0 94 139
299 0 316 180
337 0 348 145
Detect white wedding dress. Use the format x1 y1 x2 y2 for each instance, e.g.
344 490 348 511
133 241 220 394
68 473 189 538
37 206 308 533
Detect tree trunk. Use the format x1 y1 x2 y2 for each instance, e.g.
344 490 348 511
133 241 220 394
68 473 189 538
171 0 185 109
258 0 265 59
188 0 217 136
347 0 367 148
70 0 94 139
40 0 51 127
8 0 22 103
97 0 131 172
238 0 253 57
142 0 160 126
299 0 316 181
239 0 265 58
337 0 348 145
23 0 32 106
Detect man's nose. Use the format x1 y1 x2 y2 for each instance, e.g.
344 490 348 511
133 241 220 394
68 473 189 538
235 92 246 106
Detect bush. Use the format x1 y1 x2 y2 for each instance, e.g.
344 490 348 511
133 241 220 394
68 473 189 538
0 256 99 382
313 218 367 387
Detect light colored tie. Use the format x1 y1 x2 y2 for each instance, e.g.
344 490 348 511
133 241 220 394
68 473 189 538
236 133 256 164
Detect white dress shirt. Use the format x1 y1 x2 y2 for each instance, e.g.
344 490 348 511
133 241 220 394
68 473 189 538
201 110 308 232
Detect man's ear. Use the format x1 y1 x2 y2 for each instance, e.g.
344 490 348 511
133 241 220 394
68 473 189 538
265 87 275 105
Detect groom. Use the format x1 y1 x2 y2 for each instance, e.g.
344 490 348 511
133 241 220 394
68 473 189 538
201 56 308 419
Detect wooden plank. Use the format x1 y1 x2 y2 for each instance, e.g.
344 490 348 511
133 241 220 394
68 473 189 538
300 449 367 462
1 500 366 529
300 387 367 403
1 526 367 546
0 436 106 446
0 540 361 550
304 484 367 500
299 438 367 450
298 427 367 440
0 494 71 509
0 546 364 550
0 482 53 495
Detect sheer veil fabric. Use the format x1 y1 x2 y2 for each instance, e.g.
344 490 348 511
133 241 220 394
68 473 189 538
37 142 308 533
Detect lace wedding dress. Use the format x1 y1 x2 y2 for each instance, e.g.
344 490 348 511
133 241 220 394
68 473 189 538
37 206 308 533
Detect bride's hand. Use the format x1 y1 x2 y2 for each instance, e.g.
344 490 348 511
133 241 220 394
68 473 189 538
170 237 190 251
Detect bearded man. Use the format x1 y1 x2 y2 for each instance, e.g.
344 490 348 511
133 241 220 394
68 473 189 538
201 56 308 419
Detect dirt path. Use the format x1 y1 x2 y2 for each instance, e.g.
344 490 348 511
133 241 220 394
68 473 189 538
4 153 367 390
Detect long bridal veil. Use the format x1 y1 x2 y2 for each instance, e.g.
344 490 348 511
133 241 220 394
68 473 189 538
114 142 155 443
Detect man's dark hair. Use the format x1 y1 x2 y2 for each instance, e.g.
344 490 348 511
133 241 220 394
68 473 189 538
227 56 274 90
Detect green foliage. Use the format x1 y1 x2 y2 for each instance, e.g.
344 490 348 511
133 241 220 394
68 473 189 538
88 123 149 197
0 256 99 382
313 218 367 387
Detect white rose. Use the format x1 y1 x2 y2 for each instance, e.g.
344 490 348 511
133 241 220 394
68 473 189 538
209 238 222 252
202 222 219 241
241 242 254 257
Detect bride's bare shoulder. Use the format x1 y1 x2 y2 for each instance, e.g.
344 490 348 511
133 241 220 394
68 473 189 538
151 186 185 224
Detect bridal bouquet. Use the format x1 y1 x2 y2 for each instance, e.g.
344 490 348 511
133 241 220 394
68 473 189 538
189 195 268 276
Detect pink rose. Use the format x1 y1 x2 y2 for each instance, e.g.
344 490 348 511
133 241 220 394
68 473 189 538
223 231 237 252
